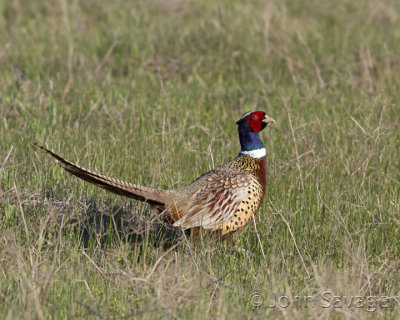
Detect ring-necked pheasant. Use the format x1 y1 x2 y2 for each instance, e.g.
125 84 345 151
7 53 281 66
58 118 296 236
33 111 275 236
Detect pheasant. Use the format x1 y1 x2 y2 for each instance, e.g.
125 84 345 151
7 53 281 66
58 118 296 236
33 111 275 236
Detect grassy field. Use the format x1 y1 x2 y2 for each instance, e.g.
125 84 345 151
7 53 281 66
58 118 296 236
1 0 400 318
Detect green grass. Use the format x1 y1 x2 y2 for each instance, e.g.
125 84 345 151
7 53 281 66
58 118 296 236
1 0 400 318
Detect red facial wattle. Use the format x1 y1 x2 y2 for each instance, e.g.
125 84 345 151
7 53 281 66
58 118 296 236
245 111 265 132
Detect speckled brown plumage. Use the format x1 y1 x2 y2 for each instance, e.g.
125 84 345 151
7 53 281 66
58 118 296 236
169 155 267 235
32 111 275 237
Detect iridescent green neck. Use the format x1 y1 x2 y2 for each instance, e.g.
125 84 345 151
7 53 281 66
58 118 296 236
238 125 265 151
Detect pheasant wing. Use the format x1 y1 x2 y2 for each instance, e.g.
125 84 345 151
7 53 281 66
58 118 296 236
172 170 250 230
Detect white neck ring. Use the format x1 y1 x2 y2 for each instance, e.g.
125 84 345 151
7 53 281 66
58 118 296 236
240 148 266 158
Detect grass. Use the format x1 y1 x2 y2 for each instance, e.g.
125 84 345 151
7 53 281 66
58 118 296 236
1 0 400 318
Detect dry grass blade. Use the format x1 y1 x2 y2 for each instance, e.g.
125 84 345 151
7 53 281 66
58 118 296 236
270 202 310 277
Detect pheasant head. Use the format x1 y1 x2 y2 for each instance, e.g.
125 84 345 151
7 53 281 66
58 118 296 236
236 111 275 158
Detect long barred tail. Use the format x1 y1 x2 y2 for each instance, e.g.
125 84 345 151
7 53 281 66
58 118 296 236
32 142 167 210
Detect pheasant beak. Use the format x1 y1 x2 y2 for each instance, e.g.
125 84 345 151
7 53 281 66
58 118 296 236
261 115 276 127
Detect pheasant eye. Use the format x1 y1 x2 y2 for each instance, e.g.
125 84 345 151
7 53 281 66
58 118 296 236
252 115 258 120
